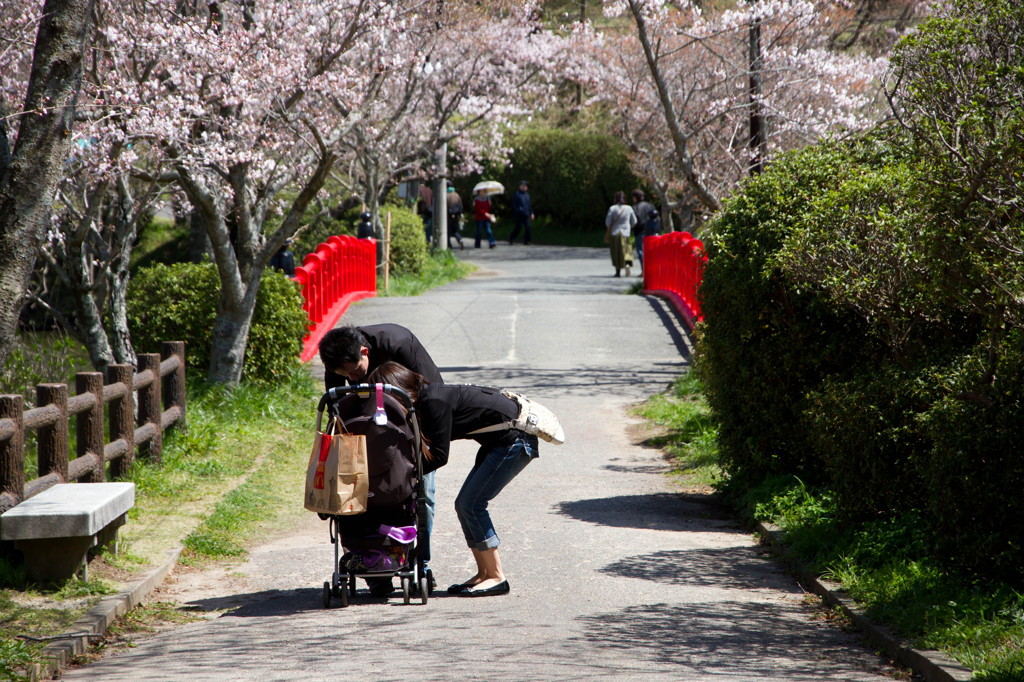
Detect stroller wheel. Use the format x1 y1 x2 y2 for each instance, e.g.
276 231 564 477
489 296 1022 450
349 575 357 595
339 582 349 608
401 577 411 605
419 576 429 605
322 581 331 608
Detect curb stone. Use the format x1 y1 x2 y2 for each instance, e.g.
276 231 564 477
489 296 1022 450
33 546 183 679
754 521 974 682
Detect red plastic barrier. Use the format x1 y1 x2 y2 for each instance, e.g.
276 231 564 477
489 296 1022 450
293 236 377 362
642 231 706 330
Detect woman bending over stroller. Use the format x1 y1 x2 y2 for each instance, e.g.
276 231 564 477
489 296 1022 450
367 362 538 598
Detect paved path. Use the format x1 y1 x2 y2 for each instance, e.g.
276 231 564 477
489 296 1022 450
65 245 897 681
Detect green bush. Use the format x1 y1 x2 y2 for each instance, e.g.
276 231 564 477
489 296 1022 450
383 202 427 277
127 263 307 384
802 364 929 520
697 139 881 483
480 127 644 232
918 332 1024 587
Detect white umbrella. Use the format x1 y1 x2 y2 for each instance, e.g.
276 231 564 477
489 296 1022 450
472 180 505 196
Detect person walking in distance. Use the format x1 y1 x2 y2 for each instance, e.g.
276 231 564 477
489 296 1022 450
630 189 654 273
446 186 465 250
473 188 497 249
604 190 637 277
509 180 534 245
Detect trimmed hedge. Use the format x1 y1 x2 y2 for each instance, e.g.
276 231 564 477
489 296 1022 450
383 202 428 277
127 263 307 384
697 139 883 483
491 127 645 232
698 129 1024 585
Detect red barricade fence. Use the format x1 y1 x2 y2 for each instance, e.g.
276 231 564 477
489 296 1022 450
293 236 377 362
642 231 706 330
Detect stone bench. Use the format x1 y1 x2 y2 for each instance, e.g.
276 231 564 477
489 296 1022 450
0 482 135 583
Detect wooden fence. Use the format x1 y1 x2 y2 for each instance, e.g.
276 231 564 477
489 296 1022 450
0 341 186 514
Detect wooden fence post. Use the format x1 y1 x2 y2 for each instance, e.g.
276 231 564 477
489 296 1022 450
137 353 162 464
0 395 25 504
36 384 69 484
107 364 135 480
162 341 186 431
76 372 105 483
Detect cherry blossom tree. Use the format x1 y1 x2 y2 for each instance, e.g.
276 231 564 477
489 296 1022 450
336 2 568 250
576 0 900 226
4 0 394 384
4 0 569 385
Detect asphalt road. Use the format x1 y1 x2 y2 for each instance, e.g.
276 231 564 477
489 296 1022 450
64 244 898 681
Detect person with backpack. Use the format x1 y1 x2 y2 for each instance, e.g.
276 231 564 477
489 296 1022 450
631 189 654 272
446 186 465 250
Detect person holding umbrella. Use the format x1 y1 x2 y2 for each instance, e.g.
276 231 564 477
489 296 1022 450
472 181 502 248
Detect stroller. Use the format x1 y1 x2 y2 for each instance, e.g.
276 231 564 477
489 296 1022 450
315 383 431 607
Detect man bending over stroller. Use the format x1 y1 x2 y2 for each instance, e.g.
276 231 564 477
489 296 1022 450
318 324 443 595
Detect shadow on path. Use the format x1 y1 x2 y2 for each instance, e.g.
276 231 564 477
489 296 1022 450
555 493 738 533
600 547 791 590
571 601 891 680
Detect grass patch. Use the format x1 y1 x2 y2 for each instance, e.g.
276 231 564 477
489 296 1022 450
379 249 476 297
634 371 722 489
130 215 190 271
127 367 320 567
734 476 1024 679
0 368 321 675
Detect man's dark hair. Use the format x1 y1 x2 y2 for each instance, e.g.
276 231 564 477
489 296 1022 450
318 326 367 370
631 189 645 202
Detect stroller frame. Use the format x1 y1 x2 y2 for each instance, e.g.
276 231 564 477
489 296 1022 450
316 383 432 607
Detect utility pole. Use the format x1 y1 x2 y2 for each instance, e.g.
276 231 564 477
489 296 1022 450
749 17 766 176
432 142 448 251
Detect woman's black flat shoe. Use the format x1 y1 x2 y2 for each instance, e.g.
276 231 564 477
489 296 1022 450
463 580 510 597
447 579 477 594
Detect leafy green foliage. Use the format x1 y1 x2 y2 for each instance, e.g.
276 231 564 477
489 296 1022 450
697 139 880 483
127 263 307 384
699 0 1024 588
741 477 1024 678
380 249 475 297
485 126 645 232
0 332 88 404
0 636 42 682
384 202 428 277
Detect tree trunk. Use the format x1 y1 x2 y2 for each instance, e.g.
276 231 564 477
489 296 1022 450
0 0 95 367
627 0 721 214
208 284 258 385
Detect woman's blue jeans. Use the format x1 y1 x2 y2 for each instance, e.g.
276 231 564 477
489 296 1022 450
475 219 495 247
455 434 538 551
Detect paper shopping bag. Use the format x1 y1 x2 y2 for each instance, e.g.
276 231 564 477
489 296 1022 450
304 416 369 515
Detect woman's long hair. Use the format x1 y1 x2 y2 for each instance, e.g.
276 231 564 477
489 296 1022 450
366 361 427 404
368 362 433 462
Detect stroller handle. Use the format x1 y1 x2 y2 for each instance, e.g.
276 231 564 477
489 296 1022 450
317 383 414 414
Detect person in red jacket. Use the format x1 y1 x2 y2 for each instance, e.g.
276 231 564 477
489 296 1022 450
473 189 497 249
